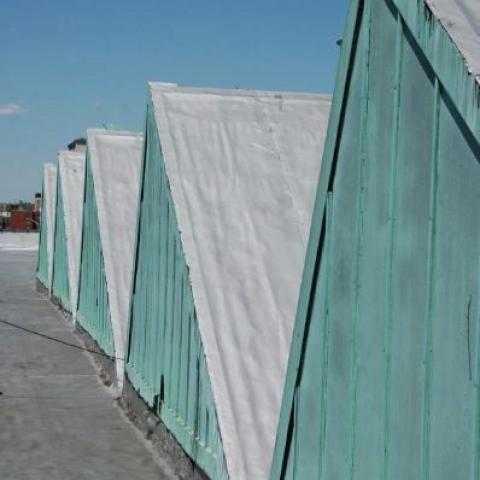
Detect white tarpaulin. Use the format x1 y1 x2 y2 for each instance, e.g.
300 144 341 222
426 0 480 82
87 129 143 387
58 150 86 320
44 163 57 290
150 83 331 480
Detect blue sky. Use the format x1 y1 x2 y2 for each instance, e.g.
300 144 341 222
0 0 349 201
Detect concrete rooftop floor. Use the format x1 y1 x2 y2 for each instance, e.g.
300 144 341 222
0 251 177 480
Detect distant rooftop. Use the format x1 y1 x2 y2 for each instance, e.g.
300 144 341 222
67 138 87 152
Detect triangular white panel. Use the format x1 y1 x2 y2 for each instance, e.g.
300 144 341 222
150 83 331 480
87 129 143 386
58 150 86 320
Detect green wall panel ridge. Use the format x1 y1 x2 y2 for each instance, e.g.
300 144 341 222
36 181 49 287
51 175 71 312
76 153 113 357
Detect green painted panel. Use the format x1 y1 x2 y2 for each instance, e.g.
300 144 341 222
386 17 435 480
51 176 71 312
76 153 113 357
352 1 397 476
126 101 227 479
36 181 49 287
428 90 480 479
272 0 480 478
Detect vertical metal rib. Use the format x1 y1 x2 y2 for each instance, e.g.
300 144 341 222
421 76 441 480
382 12 404 480
318 192 334 480
348 0 371 476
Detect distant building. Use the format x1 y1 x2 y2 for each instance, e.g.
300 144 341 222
0 203 10 231
0 194 41 232
67 138 87 153
10 210 38 232
34 192 42 212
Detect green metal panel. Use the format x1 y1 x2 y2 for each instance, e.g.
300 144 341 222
126 100 227 479
51 175 71 312
272 0 480 479
36 181 49 287
76 152 113 357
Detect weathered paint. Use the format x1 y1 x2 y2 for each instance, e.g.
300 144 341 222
126 100 227 479
271 0 480 479
76 152 113 357
51 174 71 312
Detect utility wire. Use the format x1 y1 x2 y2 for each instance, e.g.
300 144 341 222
0 317 124 361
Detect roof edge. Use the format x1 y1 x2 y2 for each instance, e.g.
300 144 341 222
148 81 332 102
86 127 143 140
58 150 86 160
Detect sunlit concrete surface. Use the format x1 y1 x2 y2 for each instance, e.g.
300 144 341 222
0 233 38 251
0 251 177 480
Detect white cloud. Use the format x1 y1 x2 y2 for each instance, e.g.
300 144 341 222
0 103 28 116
